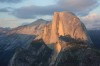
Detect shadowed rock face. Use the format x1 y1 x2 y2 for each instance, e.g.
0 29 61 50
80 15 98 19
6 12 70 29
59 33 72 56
54 46 100 66
9 39 52 66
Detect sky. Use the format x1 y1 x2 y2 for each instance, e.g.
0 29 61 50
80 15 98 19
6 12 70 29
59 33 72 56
0 0 100 29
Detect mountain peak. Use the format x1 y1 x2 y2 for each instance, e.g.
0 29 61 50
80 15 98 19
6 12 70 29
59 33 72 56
42 11 93 46
36 19 46 21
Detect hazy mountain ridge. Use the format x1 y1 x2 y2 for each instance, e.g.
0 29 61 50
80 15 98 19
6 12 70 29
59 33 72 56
0 27 11 34
88 30 100 49
0 19 50 66
0 19 49 50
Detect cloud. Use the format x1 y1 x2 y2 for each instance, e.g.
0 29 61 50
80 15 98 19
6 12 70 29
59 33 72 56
58 0 99 16
0 18 20 28
0 8 9 12
10 0 99 19
11 5 61 19
81 13 100 29
0 0 22 3
0 18 35 28
0 7 13 12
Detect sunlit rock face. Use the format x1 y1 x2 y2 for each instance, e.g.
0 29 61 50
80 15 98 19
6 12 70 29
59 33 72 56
42 23 51 44
50 12 92 44
7 19 48 36
41 12 94 65
42 12 93 51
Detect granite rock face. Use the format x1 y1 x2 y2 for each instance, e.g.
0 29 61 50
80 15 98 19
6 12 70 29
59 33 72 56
42 12 93 54
42 12 92 45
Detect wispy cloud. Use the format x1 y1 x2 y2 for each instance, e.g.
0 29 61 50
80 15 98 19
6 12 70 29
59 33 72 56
0 7 13 12
81 13 100 29
11 5 59 19
0 8 9 12
0 0 23 3
58 0 99 16
10 0 99 19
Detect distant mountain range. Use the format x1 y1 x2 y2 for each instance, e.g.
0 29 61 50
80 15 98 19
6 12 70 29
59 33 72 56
0 19 50 66
0 27 11 34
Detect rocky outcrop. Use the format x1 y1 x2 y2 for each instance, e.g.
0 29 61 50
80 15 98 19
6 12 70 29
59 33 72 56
42 12 92 46
9 12 100 66
42 12 100 66
42 23 51 44
42 12 93 57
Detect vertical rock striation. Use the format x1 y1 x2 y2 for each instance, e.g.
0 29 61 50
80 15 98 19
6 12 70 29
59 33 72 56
43 12 92 46
42 12 93 55
42 12 95 66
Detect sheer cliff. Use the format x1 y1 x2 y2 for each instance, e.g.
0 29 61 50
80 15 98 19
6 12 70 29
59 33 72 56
42 12 92 45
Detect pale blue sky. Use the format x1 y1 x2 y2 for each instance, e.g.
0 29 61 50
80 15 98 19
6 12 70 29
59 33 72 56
0 0 100 29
